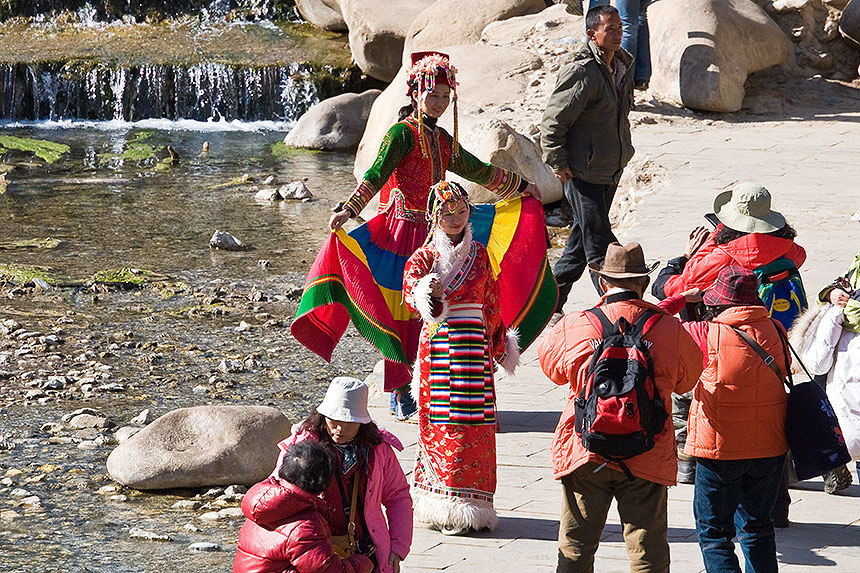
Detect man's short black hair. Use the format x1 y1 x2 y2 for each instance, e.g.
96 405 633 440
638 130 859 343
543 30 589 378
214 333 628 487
278 441 334 495
586 5 618 32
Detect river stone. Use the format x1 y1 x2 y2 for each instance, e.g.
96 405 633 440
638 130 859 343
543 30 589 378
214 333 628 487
354 44 546 209
129 527 172 542
106 405 291 489
114 426 140 444
254 187 280 201
648 0 791 112
841 0 860 50
341 0 436 81
68 413 113 430
404 0 546 55
295 0 347 31
131 409 154 426
278 181 314 200
209 230 245 251
189 542 222 552
284 90 381 150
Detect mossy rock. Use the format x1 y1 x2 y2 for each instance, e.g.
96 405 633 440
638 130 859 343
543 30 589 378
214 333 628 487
271 141 324 157
90 267 163 289
0 135 70 164
0 264 76 285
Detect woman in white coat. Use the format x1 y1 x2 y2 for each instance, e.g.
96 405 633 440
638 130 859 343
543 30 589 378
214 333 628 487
800 252 860 492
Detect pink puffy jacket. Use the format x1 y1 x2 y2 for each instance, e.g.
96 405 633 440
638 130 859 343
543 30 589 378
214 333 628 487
272 429 413 573
233 477 373 573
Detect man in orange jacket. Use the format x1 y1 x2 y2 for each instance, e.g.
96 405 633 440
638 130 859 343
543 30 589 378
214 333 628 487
539 242 703 573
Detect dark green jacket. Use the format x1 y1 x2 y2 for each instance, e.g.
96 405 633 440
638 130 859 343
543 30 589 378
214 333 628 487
540 41 635 185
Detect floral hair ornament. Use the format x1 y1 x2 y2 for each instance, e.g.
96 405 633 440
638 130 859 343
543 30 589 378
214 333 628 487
426 180 471 224
406 51 459 159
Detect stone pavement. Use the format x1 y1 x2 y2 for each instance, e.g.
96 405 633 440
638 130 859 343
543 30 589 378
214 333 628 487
369 99 860 572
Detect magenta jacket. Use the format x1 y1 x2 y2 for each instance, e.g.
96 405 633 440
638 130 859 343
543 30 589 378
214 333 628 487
272 428 413 573
233 477 373 573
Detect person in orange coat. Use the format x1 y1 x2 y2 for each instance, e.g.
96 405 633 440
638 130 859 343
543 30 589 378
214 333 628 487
539 242 703 573
680 266 789 572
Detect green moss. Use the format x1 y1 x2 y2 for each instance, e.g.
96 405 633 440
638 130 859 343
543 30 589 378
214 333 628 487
0 264 74 285
272 141 324 157
0 135 70 163
209 173 255 190
90 267 161 287
0 238 64 250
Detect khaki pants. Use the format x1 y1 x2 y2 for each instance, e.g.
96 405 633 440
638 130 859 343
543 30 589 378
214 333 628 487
558 462 669 573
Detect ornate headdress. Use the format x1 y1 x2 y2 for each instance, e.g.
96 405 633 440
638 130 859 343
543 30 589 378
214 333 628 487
406 51 459 159
426 180 471 224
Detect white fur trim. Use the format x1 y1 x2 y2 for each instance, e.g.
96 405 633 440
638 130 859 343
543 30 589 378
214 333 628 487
413 272 449 323
431 224 473 292
411 486 498 532
499 328 520 375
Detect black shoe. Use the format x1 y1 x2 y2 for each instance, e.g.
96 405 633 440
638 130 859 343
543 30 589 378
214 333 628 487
634 80 649 91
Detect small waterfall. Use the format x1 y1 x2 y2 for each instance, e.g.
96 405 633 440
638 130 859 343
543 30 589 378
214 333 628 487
4 1 299 22
0 62 349 122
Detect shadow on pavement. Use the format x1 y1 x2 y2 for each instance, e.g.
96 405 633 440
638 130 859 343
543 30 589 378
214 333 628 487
471 516 559 541
498 410 560 433
777 522 860 567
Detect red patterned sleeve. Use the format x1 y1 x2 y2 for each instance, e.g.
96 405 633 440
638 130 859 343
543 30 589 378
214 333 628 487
403 247 443 321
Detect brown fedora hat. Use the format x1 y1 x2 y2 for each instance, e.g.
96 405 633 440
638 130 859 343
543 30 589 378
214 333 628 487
588 242 659 279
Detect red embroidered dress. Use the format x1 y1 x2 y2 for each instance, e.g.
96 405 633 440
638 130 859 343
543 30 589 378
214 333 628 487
402 226 515 532
291 114 525 391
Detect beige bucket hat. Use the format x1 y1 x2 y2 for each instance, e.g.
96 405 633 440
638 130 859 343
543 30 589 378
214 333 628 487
316 377 372 424
713 182 786 234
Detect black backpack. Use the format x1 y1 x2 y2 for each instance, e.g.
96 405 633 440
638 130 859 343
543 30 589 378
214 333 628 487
574 307 669 479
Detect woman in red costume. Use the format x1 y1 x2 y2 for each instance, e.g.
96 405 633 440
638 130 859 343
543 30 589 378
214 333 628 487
403 181 520 535
291 51 540 421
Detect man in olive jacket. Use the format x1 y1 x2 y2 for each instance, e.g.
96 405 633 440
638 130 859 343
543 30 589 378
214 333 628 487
540 5 635 316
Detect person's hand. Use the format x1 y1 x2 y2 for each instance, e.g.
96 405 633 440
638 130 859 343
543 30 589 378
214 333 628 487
388 551 402 573
553 168 573 183
329 209 351 231
683 226 710 259
681 288 704 303
429 278 443 298
829 288 850 307
522 182 542 201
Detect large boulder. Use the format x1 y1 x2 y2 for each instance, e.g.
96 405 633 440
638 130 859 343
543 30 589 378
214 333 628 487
295 0 347 31
354 44 555 209
842 0 860 50
284 89 382 150
341 0 436 82
452 117 562 204
106 406 292 489
404 0 547 55
648 0 791 112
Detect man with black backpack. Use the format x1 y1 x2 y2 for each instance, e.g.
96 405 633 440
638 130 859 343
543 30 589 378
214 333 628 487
539 242 703 573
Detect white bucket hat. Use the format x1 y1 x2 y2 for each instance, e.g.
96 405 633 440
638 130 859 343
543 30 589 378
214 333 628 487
713 182 786 234
316 377 372 424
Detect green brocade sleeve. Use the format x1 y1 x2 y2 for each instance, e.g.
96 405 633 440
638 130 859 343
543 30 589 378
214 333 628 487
446 135 527 199
343 123 414 216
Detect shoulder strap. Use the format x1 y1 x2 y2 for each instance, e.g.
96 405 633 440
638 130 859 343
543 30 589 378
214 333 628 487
727 324 785 384
633 308 661 335
584 307 614 336
346 474 359 551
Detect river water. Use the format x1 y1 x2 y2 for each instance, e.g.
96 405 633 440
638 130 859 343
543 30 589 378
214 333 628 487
0 121 379 571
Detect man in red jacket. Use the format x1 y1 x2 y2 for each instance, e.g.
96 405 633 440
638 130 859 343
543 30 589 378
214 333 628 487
539 242 703 573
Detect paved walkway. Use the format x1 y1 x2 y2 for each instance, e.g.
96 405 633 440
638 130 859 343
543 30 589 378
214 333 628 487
371 100 860 572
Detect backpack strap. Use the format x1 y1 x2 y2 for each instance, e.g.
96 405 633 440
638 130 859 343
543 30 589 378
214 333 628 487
633 308 661 335
584 307 614 336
